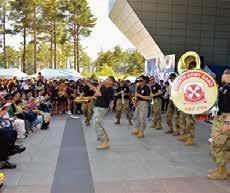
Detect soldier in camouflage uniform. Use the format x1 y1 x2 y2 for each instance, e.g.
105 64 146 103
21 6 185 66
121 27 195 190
149 77 162 130
177 112 195 146
131 76 150 138
165 73 179 134
208 69 230 180
114 80 132 125
82 99 95 125
82 81 96 125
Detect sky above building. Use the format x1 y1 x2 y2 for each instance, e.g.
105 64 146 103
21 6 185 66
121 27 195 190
5 0 134 60
82 0 134 59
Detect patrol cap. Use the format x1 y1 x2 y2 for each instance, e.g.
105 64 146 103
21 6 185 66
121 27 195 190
223 69 230 75
169 73 176 79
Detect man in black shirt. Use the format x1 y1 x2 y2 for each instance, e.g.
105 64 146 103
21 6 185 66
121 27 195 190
131 76 150 138
84 76 115 150
114 80 132 125
208 69 230 180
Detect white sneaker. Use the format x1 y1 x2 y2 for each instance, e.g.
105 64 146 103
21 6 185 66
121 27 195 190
66 111 72 115
70 115 80 119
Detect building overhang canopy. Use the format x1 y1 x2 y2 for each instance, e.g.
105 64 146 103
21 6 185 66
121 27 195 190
109 0 164 59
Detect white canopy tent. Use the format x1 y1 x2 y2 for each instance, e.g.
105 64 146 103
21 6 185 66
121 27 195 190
60 69 83 80
0 68 28 79
32 69 82 80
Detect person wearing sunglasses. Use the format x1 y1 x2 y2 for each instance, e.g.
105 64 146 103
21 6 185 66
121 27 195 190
131 76 151 138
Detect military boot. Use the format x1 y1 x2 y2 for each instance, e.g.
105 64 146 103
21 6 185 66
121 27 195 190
131 129 140 136
178 135 188 142
85 118 90 126
208 168 219 174
115 119 120 124
172 132 180 136
165 130 173 134
137 130 144 138
128 119 133 126
115 112 121 124
184 137 194 146
208 165 228 180
96 137 110 150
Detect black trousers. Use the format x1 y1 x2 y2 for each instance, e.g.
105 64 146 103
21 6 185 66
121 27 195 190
0 129 17 161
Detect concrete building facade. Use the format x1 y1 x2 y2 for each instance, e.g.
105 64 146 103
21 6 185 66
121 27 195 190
109 0 230 67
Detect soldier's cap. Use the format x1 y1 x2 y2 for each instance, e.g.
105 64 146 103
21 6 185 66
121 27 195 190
169 73 177 79
223 69 230 75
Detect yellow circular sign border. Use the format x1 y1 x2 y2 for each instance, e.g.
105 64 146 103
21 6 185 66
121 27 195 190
171 70 218 115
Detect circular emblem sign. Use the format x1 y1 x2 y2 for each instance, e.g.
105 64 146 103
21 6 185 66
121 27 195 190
171 70 218 115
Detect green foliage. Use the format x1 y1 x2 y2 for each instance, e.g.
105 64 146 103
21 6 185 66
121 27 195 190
1 1 144 78
80 49 92 69
37 43 50 69
95 65 116 76
95 46 145 77
1 0 96 73
0 46 20 68
63 0 96 37
125 50 145 76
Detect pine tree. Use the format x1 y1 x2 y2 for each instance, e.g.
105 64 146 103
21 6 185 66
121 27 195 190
0 0 12 68
40 0 65 69
63 0 96 72
9 0 34 72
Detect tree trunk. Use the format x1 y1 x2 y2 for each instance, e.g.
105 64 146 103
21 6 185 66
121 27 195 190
22 27 26 72
3 2 6 68
53 21 57 69
50 27 53 68
76 25 80 73
33 4 37 73
73 24 77 70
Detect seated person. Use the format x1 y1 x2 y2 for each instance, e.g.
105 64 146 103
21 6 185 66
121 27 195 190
3 95 26 140
0 104 26 169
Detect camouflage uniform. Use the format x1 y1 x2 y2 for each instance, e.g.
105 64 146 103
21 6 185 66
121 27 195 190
174 109 181 134
178 112 186 134
166 100 175 132
210 114 230 166
177 111 195 145
134 101 148 132
152 98 162 129
82 99 95 124
185 114 195 139
115 99 132 123
93 107 109 142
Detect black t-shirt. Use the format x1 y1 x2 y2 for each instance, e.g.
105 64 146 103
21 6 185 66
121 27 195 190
137 85 150 101
95 86 114 108
82 85 95 97
151 83 161 98
76 85 84 96
115 86 130 99
67 86 74 95
218 83 230 114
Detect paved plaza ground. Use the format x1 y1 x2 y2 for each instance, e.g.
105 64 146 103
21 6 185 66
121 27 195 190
2 113 230 193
